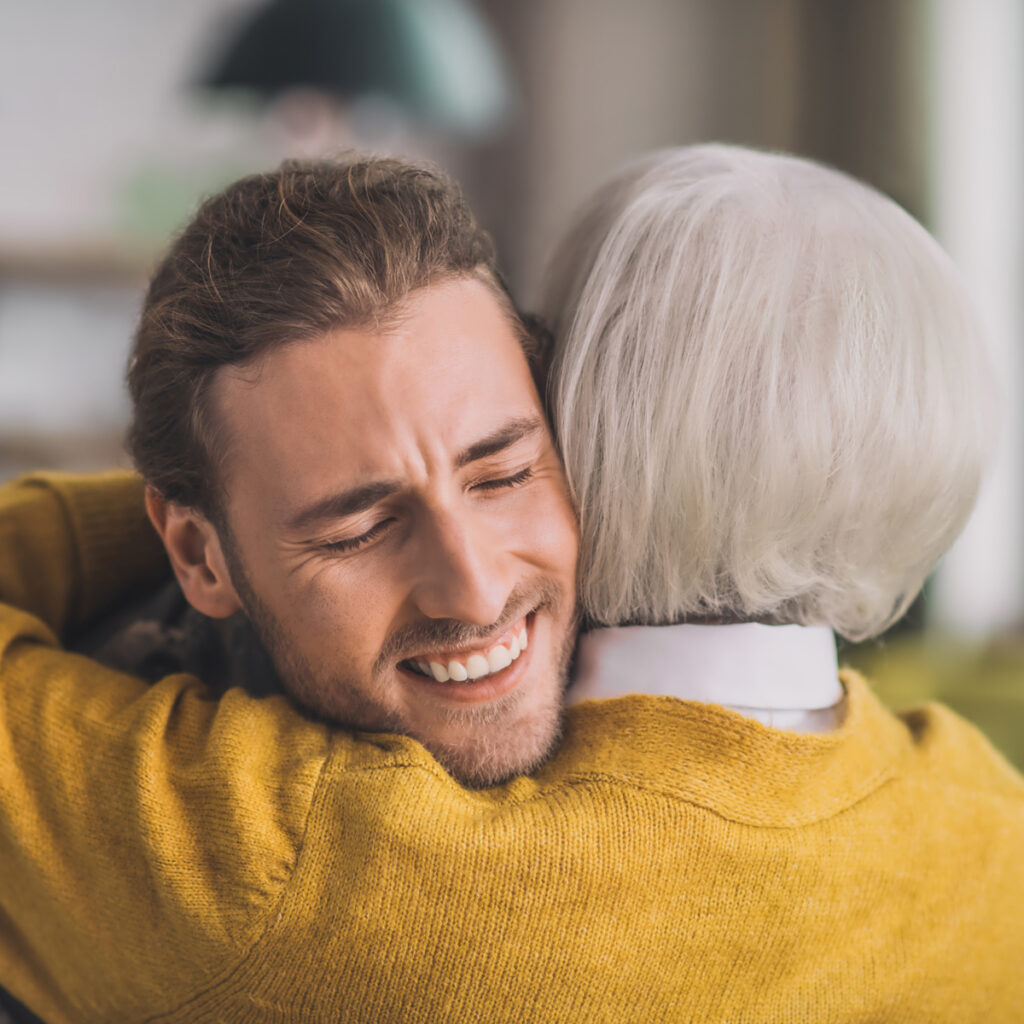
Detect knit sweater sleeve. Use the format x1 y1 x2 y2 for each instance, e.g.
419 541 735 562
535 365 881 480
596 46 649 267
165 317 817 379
0 471 171 636
0 473 332 1023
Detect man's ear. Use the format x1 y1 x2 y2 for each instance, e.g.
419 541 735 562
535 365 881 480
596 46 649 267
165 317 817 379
144 486 243 619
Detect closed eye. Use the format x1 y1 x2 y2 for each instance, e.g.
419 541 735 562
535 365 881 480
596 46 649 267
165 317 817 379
321 517 395 553
471 467 533 492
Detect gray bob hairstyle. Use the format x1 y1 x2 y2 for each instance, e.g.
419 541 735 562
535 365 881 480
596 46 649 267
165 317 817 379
542 144 994 641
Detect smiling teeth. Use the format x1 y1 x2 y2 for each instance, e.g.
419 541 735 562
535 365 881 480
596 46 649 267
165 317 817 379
465 653 490 680
409 624 529 683
488 645 512 672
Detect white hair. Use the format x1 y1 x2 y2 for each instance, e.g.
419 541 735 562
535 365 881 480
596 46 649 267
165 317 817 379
542 144 995 641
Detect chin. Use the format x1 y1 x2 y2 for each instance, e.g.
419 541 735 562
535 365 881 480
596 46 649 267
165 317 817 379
420 695 565 790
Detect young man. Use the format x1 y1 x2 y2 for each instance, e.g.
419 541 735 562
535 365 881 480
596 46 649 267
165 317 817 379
0 155 585 1021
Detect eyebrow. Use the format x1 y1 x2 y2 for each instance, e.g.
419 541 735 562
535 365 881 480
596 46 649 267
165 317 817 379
454 415 543 469
286 481 401 533
285 415 544 533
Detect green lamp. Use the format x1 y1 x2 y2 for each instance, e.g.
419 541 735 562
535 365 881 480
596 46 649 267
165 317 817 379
202 0 513 138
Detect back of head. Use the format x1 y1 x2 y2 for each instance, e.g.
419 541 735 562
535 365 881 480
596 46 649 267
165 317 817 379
543 144 994 641
127 154 517 521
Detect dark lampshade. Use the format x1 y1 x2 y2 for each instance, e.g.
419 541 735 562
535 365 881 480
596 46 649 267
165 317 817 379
202 0 512 137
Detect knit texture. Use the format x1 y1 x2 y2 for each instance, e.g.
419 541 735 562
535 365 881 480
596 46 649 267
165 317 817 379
1 472 1023 1023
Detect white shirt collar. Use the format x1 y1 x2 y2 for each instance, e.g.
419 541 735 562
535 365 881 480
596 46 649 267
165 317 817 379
566 622 841 711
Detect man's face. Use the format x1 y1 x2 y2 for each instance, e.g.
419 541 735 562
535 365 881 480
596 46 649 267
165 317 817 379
211 277 579 787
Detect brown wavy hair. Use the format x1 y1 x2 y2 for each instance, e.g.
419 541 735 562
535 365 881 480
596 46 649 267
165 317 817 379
127 153 543 520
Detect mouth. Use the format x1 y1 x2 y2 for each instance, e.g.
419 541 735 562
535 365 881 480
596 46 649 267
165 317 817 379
397 613 535 704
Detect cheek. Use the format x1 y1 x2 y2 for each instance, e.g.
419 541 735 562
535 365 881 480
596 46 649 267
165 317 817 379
513 483 580 577
547 508 581 580
285 562 402 654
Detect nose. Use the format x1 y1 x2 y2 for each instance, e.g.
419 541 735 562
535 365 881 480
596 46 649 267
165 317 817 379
409 508 513 626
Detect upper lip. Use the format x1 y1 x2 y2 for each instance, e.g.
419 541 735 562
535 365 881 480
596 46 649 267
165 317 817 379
399 615 529 665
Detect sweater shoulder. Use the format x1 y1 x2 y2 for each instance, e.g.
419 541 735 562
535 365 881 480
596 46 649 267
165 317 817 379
896 698 1024 799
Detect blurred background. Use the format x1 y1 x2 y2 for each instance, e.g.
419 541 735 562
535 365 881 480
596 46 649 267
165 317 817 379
1 0 1021 755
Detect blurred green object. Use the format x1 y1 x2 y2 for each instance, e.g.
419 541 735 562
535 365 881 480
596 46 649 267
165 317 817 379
844 636 1024 770
203 0 512 138
117 160 263 244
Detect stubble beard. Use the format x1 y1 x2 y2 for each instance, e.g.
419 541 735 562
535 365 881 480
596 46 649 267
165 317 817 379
220 532 577 788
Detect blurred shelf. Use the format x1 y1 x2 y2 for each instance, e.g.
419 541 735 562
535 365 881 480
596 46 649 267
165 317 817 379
0 240 160 286
0 430 132 483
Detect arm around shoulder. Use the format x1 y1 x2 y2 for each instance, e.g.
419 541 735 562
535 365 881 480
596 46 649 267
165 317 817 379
0 473 333 1021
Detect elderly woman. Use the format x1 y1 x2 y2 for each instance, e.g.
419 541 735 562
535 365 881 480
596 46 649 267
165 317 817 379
538 143 1021 1016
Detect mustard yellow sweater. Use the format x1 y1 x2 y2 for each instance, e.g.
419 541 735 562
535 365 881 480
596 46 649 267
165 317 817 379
1 472 1023 1023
